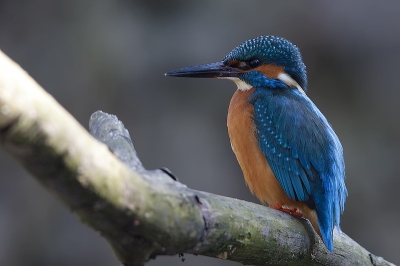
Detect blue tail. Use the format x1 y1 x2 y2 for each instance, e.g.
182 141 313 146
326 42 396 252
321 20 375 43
315 172 347 252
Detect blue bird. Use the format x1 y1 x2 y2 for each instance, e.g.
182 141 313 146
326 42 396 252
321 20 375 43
166 35 347 251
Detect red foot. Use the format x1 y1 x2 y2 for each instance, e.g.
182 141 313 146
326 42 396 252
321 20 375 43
270 204 303 217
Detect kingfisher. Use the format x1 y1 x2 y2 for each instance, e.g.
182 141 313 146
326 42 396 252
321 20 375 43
166 35 347 252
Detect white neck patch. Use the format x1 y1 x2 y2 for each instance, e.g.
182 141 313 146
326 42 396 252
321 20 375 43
219 73 305 94
219 77 253 91
277 73 306 95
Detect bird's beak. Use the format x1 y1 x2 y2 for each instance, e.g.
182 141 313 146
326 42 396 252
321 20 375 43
165 61 241 78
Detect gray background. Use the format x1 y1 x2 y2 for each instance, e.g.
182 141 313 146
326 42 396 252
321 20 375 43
1 1 399 265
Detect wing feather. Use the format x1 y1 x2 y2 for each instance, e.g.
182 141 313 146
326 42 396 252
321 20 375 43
250 88 346 223
250 88 347 251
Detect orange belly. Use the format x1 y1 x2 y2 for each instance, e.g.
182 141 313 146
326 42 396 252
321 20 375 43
227 88 320 236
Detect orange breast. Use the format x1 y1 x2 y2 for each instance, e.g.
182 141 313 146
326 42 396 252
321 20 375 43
227 88 320 235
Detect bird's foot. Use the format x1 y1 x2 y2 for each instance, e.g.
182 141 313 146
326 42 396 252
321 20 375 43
270 204 303 217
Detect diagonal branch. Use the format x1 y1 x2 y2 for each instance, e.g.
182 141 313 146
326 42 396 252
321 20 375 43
0 50 394 266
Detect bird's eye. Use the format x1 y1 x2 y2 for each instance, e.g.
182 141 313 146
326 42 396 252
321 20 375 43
248 58 261 68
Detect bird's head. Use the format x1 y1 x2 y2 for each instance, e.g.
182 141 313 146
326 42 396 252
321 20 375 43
166 35 307 93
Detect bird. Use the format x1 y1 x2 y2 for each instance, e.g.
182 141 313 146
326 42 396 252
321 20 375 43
165 35 347 252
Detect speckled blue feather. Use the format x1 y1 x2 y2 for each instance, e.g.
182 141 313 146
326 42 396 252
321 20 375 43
248 71 346 252
230 36 347 251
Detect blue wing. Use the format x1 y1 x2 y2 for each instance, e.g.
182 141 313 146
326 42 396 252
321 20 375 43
250 88 347 251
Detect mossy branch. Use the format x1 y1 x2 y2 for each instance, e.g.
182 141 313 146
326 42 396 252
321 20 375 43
0 50 394 266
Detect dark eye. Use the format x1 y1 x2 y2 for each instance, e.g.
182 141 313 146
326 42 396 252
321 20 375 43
248 58 261 68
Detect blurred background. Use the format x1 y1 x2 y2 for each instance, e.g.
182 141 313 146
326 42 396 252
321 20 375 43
1 1 399 265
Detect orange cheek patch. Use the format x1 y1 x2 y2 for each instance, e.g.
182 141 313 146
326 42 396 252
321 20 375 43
255 64 284 79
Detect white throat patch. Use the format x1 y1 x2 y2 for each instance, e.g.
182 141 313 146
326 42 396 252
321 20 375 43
219 77 253 91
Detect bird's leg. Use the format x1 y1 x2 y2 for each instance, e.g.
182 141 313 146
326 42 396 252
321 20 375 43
269 204 303 218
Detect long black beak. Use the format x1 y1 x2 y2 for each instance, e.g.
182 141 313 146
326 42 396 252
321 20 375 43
165 61 241 78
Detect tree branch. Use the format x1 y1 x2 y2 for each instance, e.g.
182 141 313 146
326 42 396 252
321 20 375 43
0 50 394 266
